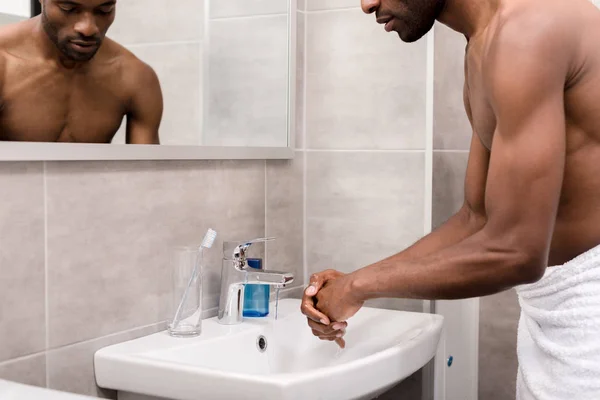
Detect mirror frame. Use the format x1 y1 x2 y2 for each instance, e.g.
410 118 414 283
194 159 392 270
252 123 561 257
0 0 296 161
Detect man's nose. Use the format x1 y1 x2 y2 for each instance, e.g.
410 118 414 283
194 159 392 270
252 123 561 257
74 13 99 38
361 0 380 14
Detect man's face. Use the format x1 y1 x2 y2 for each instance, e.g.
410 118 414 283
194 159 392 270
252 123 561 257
41 0 116 62
361 0 445 42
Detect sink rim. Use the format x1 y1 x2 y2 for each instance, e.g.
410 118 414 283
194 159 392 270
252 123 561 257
95 298 444 399
127 313 441 384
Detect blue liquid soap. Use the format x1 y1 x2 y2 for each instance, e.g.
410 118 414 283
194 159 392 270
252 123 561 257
243 258 269 317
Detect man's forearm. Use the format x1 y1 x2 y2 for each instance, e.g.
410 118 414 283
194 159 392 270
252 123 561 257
350 227 541 301
394 205 486 262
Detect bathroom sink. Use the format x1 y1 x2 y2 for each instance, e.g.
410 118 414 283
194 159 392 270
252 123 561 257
0 380 97 400
95 299 443 400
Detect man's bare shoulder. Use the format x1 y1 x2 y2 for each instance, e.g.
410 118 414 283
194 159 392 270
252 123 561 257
101 38 158 85
482 0 587 80
0 18 37 55
99 38 161 102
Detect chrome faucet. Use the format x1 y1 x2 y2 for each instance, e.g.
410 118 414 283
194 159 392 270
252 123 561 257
218 238 294 325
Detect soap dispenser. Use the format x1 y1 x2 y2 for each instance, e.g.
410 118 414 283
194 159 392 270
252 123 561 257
243 258 270 317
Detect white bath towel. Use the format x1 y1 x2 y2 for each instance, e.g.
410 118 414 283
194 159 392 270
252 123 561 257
515 244 600 400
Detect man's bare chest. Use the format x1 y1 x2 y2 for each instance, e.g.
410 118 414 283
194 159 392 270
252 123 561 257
0 60 127 142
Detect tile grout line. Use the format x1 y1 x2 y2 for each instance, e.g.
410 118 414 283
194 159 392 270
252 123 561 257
44 321 168 355
302 8 309 287
123 39 201 48
43 161 49 388
434 149 470 153
209 12 288 21
304 6 362 13
264 159 268 266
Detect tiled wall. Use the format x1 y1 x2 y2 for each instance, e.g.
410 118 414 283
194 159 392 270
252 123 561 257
298 1 427 398
110 0 289 148
433 22 520 400
204 2 289 147
0 159 303 398
109 0 203 146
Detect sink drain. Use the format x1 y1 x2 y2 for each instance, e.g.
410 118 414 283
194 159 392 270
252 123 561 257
257 335 268 352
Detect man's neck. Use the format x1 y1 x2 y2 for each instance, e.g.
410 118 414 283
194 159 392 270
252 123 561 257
437 0 501 40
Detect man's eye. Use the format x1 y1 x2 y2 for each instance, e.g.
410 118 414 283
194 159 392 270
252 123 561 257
59 6 76 13
97 6 114 14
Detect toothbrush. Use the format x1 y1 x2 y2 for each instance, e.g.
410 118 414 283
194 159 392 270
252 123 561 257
171 228 217 329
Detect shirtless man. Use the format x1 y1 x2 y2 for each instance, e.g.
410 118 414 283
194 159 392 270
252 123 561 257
302 0 600 397
0 0 162 143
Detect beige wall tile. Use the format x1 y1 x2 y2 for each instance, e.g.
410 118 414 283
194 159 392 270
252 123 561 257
266 155 304 287
432 151 469 229
0 354 46 388
46 160 265 348
108 0 203 45
122 43 202 146
47 323 164 399
306 0 358 11
306 151 425 276
0 163 46 362
204 15 289 147
433 23 471 150
305 8 427 150
210 0 287 18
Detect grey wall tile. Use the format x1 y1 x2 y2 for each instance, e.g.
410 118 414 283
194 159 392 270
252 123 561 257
298 0 305 11
0 163 46 362
433 23 471 150
108 0 203 45
0 354 46 388
305 8 426 150
432 151 469 229
46 160 265 348
306 151 424 282
306 0 358 10
125 43 202 146
210 0 288 18
47 323 164 399
479 289 520 400
266 155 304 287
204 15 289 147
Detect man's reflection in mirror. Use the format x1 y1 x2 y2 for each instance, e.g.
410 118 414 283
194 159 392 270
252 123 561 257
0 0 162 144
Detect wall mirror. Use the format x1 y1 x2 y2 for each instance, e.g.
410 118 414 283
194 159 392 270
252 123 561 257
0 0 295 160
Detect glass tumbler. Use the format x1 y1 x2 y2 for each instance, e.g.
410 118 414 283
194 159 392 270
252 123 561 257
168 246 203 337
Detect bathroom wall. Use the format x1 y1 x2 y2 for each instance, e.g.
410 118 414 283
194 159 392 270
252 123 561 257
433 22 520 400
0 0 29 18
298 1 429 398
0 2 304 398
110 0 289 147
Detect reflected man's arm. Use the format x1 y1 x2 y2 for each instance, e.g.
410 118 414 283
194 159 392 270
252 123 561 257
125 62 163 144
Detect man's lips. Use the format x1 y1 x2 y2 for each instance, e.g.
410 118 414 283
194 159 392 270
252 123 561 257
376 16 395 32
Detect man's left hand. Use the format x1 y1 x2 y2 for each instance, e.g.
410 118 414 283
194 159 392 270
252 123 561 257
314 271 365 323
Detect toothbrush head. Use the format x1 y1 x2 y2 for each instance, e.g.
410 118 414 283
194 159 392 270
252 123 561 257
201 228 217 249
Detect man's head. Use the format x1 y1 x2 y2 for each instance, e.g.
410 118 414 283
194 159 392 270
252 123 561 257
41 0 116 62
361 0 445 42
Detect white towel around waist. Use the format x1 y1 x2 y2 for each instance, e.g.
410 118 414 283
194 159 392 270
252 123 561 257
515 244 600 400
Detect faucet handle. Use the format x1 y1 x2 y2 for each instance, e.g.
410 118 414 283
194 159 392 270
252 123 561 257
224 237 276 265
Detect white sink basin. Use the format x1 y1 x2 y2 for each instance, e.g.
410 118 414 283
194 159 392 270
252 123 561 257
95 299 443 400
0 380 96 400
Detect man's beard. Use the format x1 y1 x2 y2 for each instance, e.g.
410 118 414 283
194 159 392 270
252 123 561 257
41 9 101 62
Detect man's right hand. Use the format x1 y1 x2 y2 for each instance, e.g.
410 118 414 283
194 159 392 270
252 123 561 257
301 269 348 348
